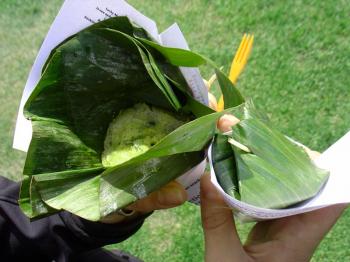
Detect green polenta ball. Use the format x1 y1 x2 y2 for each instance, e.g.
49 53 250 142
102 103 188 167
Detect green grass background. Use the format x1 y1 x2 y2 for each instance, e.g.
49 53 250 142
1 0 349 261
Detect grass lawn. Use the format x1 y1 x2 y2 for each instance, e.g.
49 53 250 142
1 0 350 261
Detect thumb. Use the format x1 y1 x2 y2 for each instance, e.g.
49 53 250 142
200 173 247 261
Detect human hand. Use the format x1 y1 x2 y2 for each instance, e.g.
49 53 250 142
101 181 187 224
200 114 347 262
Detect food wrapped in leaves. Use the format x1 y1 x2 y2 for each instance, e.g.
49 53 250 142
19 16 328 221
20 17 243 221
212 102 329 209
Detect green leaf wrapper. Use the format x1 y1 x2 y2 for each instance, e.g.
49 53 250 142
212 101 329 209
20 17 244 221
20 17 328 221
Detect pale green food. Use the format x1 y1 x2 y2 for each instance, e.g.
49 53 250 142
102 103 188 167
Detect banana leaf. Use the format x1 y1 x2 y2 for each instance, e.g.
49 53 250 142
19 16 245 221
19 16 329 221
212 101 329 209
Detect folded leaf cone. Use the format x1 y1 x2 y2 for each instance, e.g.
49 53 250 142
212 101 329 209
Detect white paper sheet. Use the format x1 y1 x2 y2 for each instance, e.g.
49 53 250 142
12 0 207 202
209 130 350 221
160 24 209 105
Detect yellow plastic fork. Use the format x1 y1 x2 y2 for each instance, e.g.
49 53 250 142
217 33 254 111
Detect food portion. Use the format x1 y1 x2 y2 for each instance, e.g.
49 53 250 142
19 16 225 221
102 103 188 167
211 101 329 209
19 12 328 222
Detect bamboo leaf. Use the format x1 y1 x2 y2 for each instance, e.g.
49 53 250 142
212 134 239 198
137 37 245 108
165 75 215 117
102 28 182 110
227 102 329 208
215 69 244 108
40 176 102 221
100 152 203 217
33 167 104 221
19 176 35 218
136 37 207 67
